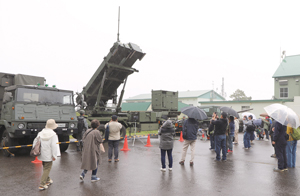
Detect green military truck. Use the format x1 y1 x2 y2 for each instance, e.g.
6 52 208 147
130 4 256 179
0 72 78 156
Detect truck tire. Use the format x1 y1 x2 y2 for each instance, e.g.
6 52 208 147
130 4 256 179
120 125 126 140
59 135 69 152
1 130 18 157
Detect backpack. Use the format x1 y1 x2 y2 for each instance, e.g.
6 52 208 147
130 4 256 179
77 117 84 133
246 122 255 133
291 127 300 140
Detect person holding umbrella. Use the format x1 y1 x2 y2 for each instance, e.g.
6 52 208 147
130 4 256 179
264 103 300 171
272 121 288 172
179 116 199 166
179 106 206 166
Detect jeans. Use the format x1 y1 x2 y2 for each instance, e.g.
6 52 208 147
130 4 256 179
286 140 297 168
244 132 251 148
161 149 173 168
108 140 119 159
210 135 215 149
264 129 269 140
83 167 97 176
215 134 227 160
228 135 234 151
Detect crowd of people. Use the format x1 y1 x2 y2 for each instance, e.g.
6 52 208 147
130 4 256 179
32 111 298 191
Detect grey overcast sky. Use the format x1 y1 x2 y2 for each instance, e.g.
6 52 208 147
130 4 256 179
1 0 300 102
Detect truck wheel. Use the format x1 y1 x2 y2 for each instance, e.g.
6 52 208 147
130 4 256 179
1 130 18 157
59 135 69 152
120 125 126 140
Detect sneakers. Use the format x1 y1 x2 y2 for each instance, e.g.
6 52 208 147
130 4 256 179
179 161 184 165
80 172 85 181
46 179 53 186
214 159 221 162
108 159 112 162
160 168 166 172
169 168 172 171
271 154 276 158
243 147 249 149
190 162 194 166
227 150 233 153
38 185 48 191
273 168 284 172
114 159 119 162
283 168 288 171
91 176 100 182
265 139 269 141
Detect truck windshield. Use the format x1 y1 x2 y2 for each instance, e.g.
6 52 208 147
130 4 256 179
16 88 73 105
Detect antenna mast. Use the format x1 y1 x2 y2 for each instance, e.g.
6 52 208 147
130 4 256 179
117 6 120 42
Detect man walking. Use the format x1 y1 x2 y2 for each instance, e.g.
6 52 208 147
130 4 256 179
179 116 199 166
76 110 88 151
105 115 123 162
211 112 228 161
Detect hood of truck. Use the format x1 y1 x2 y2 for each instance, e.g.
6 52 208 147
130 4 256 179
14 103 76 121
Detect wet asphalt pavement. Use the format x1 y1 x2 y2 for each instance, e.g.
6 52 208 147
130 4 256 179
1 133 300 196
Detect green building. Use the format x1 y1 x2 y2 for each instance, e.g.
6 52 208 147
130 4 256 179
273 55 300 99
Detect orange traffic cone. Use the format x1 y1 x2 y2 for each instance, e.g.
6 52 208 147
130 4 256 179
179 131 184 142
144 134 152 147
31 157 42 163
120 135 131 151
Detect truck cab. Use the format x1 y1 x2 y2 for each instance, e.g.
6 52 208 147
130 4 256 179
0 73 77 156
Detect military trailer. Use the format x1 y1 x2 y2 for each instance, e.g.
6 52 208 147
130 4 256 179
0 72 78 156
76 41 146 137
152 90 181 124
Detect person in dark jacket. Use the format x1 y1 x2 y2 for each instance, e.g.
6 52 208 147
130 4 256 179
158 120 175 172
179 117 199 166
211 112 228 161
270 118 277 158
208 112 218 150
272 121 288 172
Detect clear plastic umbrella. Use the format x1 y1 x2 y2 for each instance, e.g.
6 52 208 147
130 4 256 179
264 103 300 129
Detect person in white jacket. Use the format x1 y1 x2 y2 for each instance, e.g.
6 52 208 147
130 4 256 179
33 119 59 191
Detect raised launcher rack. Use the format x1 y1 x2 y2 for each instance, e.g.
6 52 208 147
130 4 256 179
79 42 146 114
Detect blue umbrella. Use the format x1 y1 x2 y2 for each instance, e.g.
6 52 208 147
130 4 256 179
181 106 208 120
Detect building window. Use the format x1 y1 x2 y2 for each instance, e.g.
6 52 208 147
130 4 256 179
280 88 288 98
241 106 250 111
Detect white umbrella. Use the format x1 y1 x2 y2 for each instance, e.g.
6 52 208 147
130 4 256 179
241 112 256 120
264 103 300 129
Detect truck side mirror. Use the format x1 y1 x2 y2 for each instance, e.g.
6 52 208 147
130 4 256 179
3 92 12 103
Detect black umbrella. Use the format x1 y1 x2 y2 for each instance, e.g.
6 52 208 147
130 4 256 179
181 106 208 120
220 106 239 118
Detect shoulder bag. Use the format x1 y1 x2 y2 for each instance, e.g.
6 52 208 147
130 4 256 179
30 136 41 157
